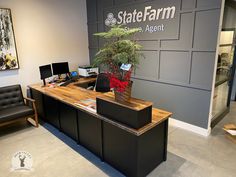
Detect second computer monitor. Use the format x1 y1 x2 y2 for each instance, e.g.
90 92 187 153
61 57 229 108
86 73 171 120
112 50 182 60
52 62 69 75
39 64 52 80
39 64 52 86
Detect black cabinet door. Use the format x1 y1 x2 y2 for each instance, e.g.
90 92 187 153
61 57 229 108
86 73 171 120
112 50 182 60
78 110 102 157
103 122 138 177
103 120 168 177
30 89 45 119
60 102 78 141
44 95 60 129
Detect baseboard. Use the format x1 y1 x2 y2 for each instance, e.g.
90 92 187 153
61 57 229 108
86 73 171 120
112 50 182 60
169 118 211 137
211 107 229 128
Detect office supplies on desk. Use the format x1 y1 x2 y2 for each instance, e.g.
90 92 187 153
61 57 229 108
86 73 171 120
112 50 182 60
70 71 79 81
74 98 96 113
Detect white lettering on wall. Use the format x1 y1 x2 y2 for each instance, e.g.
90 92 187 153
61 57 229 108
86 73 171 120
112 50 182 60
136 11 143 22
162 6 176 19
144 6 151 22
117 11 123 24
115 6 176 25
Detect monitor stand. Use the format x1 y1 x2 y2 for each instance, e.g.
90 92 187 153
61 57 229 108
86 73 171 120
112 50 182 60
42 79 46 87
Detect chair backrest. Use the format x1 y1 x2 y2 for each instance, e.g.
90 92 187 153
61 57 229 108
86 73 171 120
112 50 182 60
95 73 110 92
0 85 24 110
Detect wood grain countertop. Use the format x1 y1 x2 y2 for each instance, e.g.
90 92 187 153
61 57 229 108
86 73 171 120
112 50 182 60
29 79 172 136
97 93 153 111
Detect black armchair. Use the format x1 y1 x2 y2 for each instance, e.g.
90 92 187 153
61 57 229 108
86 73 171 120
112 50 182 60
0 85 38 127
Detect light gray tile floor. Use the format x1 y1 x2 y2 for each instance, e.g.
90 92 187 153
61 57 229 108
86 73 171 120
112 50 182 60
149 102 236 177
0 102 236 177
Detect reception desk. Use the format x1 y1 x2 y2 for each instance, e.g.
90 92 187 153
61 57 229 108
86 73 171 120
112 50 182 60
29 78 172 177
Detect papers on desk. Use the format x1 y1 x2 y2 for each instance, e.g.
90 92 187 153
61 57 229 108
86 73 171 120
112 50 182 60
74 98 96 113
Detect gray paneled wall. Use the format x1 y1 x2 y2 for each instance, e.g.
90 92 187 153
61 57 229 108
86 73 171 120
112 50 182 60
86 0 222 129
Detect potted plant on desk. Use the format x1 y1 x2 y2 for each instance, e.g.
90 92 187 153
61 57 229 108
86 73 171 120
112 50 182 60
93 25 143 102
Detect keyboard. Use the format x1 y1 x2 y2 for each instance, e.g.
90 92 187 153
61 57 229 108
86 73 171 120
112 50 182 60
58 80 73 86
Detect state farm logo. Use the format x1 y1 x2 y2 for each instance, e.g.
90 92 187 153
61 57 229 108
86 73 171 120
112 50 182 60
105 6 176 27
105 13 117 26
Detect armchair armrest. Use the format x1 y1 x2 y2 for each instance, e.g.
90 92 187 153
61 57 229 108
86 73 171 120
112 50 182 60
24 97 39 127
24 97 37 111
24 97 35 102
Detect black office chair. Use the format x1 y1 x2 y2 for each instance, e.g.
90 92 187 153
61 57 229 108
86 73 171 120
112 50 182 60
94 73 110 92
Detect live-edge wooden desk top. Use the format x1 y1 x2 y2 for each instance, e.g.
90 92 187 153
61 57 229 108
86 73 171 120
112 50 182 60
29 78 172 136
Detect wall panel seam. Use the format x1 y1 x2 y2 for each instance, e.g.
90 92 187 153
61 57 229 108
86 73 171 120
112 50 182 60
131 77 212 92
188 51 193 84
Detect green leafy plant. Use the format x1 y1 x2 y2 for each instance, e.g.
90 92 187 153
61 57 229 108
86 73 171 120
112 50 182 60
93 25 143 91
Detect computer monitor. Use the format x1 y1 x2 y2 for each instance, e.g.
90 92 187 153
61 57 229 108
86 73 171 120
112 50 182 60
39 64 52 86
52 62 70 77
